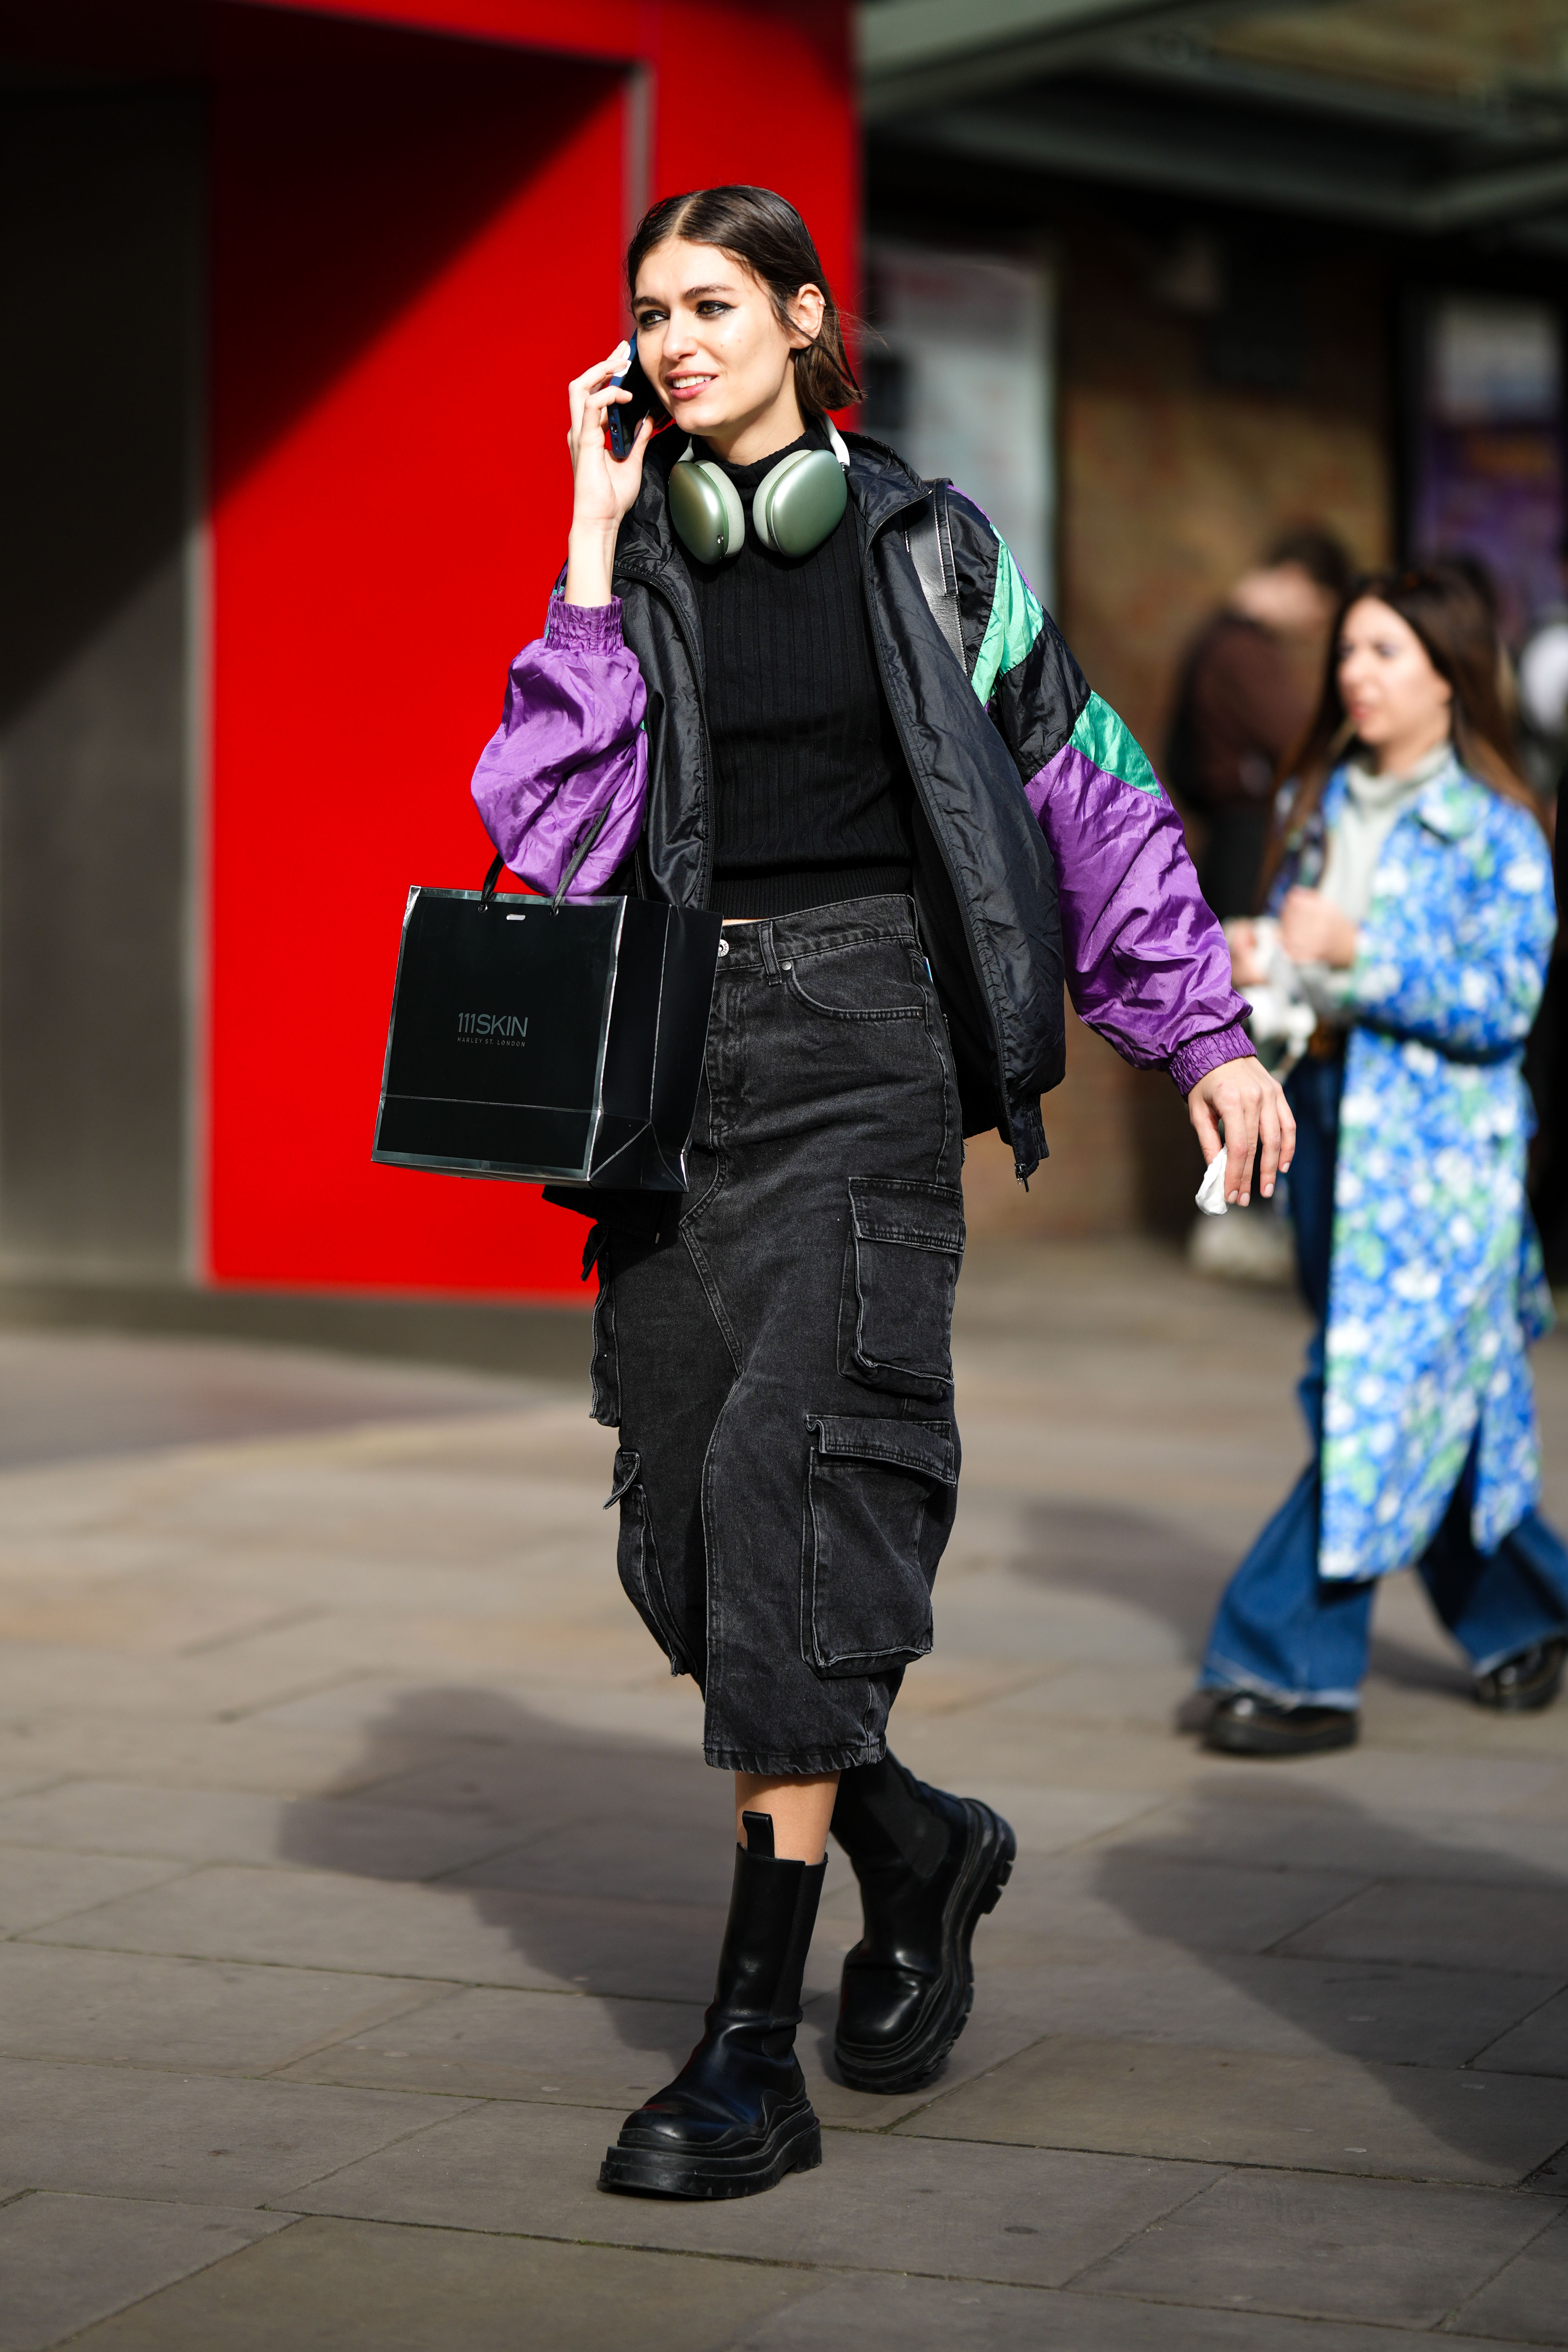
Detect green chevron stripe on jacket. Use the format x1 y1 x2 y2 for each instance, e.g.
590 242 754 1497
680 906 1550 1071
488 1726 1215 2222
1066 691 1163 796
971 535 1045 708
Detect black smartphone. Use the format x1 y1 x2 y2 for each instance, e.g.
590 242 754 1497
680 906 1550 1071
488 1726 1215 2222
606 336 667 460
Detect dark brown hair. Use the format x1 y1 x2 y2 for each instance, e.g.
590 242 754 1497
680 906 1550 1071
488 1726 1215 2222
625 186 860 418
1261 563 1545 896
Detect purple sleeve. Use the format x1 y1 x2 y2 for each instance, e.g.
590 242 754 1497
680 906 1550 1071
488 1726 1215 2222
469 595 648 899
1025 694 1251 1090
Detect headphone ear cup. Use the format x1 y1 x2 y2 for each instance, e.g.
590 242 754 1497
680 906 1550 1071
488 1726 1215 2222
752 450 801 551
756 449 848 558
668 458 745 563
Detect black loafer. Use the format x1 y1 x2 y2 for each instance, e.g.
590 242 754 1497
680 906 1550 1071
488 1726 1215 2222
1204 1691 1359 1757
1474 1637 1567 1713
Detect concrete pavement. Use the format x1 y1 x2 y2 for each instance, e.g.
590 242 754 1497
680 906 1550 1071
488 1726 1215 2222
0 1243 1564 2348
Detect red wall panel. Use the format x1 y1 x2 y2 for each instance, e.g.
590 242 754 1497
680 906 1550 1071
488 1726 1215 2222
206 4 857 1298
208 51 625 1294
649 1 857 315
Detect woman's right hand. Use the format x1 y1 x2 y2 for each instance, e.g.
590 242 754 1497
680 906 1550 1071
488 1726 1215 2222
564 344 653 606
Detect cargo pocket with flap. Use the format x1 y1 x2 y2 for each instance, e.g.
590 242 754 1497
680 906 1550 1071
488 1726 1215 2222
607 1447 685 1671
840 1177 964 1400
801 1414 957 1678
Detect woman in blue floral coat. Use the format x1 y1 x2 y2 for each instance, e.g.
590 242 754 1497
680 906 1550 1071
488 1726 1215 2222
1199 566 1568 1756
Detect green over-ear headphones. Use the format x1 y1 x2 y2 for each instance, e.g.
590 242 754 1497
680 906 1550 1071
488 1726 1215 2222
668 421 851 564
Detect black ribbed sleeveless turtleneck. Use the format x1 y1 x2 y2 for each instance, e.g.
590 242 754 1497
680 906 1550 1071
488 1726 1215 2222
675 428 915 918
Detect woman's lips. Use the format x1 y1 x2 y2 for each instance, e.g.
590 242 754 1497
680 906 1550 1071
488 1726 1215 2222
665 377 716 403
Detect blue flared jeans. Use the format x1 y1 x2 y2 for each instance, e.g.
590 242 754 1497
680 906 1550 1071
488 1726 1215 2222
1199 1052 1568 1709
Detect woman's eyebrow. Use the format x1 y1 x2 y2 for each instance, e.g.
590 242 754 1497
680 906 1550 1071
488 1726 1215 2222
635 283 738 306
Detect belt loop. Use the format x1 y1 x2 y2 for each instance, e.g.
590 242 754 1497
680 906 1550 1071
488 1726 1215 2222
758 921 782 984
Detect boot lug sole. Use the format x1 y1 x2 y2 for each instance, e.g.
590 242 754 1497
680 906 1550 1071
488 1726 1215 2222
598 2110 821 2202
835 1802 1016 2096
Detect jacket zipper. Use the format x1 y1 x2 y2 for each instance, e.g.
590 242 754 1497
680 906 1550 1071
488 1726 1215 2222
860 512 1024 1169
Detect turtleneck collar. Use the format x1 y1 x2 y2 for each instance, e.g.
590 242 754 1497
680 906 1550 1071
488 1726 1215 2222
1344 738 1453 810
692 417 826 489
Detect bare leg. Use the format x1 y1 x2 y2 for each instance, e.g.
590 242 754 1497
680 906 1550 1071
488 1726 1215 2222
735 1772 839 1862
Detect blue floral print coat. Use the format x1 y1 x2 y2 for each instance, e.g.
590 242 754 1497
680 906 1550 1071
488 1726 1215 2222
1276 758 1557 1581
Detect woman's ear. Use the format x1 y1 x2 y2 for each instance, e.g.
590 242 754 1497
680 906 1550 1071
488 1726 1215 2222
785 282 826 349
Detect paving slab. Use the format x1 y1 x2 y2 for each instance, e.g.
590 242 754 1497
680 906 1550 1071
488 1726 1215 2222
1475 1988 1568 2078
0 2193 294 2352
0 1781 518 1881
284 2094 1226 2285
0 1944 450 2075
275 1984 707 2109
728 2269 1505 2351
962 1849 1369 1964
895 2035 1568 2185
971 1950 1562 2070
0 2057 471 2206
0 1849 189 1937
1101 1791 1568 1885
0 1717 458 1801
1452 2204 1568 2342
26 1861 728 1998
1072 2165 1560 2326
1280 1879 1568 1976
64 2215 809 2352
0 1328 538 1470
0 1643 356 1726
273 1979 1055 2133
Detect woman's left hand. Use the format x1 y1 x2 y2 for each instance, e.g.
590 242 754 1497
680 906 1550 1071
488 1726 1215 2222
1280 886 1359 970
1187 1055 1296 1207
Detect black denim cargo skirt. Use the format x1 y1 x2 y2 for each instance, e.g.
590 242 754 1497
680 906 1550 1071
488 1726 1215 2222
583 895 965 1775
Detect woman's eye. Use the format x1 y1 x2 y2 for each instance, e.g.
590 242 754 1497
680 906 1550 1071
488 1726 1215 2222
696 301 731 317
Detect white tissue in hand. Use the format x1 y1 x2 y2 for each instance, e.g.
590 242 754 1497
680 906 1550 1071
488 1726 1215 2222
1195 1153 1230 1217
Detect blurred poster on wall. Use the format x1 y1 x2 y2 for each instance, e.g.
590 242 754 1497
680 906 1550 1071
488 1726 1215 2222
862 241 1055 609
1411 293 1563 642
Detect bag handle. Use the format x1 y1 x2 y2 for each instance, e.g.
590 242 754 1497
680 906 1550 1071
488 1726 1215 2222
480 805 612 918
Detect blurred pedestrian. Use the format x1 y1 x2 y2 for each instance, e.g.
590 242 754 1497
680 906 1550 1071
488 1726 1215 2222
1166 526 1352 918
472 183 1290 2198
1198 565 1567 1756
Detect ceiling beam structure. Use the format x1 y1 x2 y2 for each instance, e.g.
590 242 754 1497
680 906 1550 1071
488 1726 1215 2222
859 0 1568 242
860 0 1265 119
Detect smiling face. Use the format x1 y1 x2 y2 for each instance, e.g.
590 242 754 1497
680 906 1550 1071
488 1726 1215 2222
631 238 825 464
1337 596 1454 773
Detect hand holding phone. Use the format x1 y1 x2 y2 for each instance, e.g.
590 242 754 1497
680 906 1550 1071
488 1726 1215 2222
606 336 667 461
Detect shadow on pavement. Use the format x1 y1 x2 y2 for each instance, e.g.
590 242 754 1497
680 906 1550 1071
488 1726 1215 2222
1092 1782 1568 2174
278 1684 734 2078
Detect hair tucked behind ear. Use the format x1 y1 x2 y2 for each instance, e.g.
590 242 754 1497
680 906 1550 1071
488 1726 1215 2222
1259 563 1547 901
626 185 860 417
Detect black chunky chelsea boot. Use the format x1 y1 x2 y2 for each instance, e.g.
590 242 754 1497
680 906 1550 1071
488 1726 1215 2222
830 1754 1014 2095
598 1812 825 2199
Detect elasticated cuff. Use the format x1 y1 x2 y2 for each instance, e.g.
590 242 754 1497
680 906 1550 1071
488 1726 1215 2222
544 594 624 653
1169 1020 1253 1097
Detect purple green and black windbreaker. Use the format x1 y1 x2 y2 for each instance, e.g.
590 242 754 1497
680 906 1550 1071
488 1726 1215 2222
472 429 1247 1179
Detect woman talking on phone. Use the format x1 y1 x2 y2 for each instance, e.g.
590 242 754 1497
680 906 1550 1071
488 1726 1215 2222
471 185 1289 2202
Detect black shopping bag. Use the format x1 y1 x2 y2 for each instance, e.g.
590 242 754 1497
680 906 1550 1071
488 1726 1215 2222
372 874 722 1190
